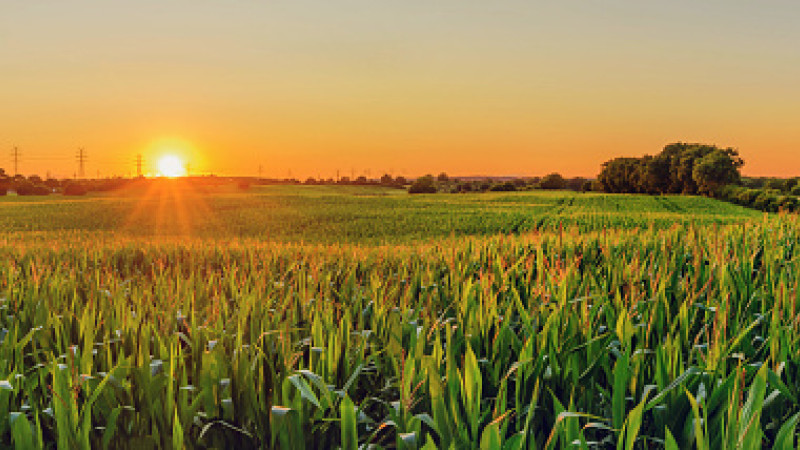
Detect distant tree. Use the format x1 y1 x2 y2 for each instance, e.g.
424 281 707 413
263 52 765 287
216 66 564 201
692 150 741 196
598 143 743 196
764 178 783 191
765 178 785 192
456 182 473 192
566 177 587 192
380 174 393 185
539 173 566 190
0 168 7 195
437 172 449 183
355 175 368 185
63 182 88 196
643 154 672 194
394 176 407 186
598 158 642 193
14 179 49 196
305 177 317 185
490 182 517 192
408 175 437 194
28 174 43 184
742 177 767 189
581 181 593 192
338 176 351 184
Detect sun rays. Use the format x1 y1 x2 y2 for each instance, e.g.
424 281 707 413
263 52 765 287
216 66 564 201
121 178 229 237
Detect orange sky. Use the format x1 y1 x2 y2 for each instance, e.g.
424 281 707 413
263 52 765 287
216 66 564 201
2 1 799 179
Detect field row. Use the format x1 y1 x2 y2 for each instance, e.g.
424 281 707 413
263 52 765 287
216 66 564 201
0 185 761 242
0 216 798 448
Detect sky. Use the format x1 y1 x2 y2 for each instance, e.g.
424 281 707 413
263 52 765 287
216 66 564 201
1 1 799 179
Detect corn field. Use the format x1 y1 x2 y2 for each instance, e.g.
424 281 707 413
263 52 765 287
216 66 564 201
1 210 799 448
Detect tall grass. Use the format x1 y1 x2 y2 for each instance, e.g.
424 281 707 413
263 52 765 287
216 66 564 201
0 215 798 448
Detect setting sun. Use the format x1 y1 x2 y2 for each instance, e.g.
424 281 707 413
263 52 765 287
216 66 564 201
157 155 187 178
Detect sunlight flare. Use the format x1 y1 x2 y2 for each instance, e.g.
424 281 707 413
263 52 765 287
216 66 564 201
157 154 187 178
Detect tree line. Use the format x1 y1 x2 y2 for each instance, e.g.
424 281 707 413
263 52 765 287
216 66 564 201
597 142 743 196
597 142 799 212
408 173 596 194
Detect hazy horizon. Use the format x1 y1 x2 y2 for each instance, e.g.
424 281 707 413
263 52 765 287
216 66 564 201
3 1 799 179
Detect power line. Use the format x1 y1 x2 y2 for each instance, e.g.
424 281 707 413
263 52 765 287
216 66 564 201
135 154 144 178
11 147 20 176
76 148 87 179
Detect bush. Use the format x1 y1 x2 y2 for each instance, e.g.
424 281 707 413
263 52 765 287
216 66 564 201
408 175 437 194
779 196 798 212
737 189 760 206
791 185 800 196
566 177 587 192
753 191 780 212
15 180 50 196
490 182 517 192
455 182 473 193
64 182 88 196
765 179 785 192
539 173 566 190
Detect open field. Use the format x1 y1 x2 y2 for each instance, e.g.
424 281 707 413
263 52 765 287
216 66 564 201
0 182 761 243
1 186 798 448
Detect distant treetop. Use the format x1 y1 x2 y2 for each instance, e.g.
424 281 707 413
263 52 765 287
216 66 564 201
598 143 744 197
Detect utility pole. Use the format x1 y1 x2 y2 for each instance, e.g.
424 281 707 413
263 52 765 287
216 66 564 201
11 147 20 176
135 154 143 178
76 148 87 179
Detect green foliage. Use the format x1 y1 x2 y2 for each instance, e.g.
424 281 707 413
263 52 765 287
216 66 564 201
720 184 799 213
539 173 566 190
489 181 517 192
693 150 741 195
599 142 744 195
0 187 798 447
408 175 437 194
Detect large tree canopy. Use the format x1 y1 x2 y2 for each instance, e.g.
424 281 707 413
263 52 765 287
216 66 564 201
598 143 744 196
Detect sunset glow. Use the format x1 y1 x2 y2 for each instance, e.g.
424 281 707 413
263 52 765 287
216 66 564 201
2 2 799 178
